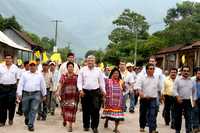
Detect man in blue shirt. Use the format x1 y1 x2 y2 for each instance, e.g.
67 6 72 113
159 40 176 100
192 67 200 132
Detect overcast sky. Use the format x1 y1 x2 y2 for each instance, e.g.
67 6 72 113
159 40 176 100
9 0 199 56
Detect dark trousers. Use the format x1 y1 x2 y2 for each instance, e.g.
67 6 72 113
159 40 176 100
0 84 17 124
162 95 175 126
174 99 192 133
81 89 102 129
17 101 23 114
139 98 157 132
38 88 48 119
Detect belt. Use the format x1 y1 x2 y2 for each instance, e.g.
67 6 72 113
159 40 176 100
0 84 16 86
83 88 100 92
23 91 40 95
142 97 157 100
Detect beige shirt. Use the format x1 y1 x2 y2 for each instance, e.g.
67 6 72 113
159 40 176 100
59 61 79 75
162 76 175 96
42 71 52 89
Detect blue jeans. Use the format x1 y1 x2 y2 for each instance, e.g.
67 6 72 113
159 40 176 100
22 91 41 128
123 93 129 112
192 99 200 129
139 98 157 132
129 92 135 111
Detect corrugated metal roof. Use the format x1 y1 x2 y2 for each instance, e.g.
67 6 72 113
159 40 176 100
0 31 31 52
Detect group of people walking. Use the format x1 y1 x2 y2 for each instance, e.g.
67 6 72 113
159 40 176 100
0 52 200 133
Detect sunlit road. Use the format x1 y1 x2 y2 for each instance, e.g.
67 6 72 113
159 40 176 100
1 104 184 133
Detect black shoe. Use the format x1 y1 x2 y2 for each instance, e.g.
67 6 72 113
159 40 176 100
41 117 46 121
8 120 13 125
92 128 98 133
16 111 23 116
84 128 89 131
51 112 55 116
0 123 5 127
104 122 108 128
37 116 41 121
25 119 29 125
28 126 34 132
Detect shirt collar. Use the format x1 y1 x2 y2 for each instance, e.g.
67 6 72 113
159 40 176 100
181 76 191 80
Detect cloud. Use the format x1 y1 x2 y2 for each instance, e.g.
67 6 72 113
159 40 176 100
182 0 200 2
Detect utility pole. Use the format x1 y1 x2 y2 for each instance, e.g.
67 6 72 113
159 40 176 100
51 20 62 52
134 28 138 66
134 15 138 66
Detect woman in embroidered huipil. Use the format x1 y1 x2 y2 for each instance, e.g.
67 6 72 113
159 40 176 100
102 67 125 133
56 62 79 132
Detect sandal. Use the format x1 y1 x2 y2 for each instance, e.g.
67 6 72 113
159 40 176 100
113 129 120 133
68 127 72 132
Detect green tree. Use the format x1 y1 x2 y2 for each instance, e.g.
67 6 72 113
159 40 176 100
85 49 104 63
0 15 22 31
57 47 71 61
156 1 200 46
164 1 200 25
104 9 149 65
112 9 149 40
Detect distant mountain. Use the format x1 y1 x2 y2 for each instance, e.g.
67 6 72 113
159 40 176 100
0 0 182 57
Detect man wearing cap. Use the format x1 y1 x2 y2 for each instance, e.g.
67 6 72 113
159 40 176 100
0 54 20 127
17 61 46 131
126 62 137 113
118 60 135 112
59 52 79 76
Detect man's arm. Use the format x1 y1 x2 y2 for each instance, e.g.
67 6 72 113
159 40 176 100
99 71 106 94
16 73 25 102
40 75 47 97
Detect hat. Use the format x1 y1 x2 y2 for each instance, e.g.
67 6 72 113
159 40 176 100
126 62 134 67
49 61 56 65
29 61 37 65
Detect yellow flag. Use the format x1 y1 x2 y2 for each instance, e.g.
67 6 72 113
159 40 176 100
34 51 40 58
17 59 23 66
181 54 186 64
42 52 48 63
99 62 104 71
50 53 62 63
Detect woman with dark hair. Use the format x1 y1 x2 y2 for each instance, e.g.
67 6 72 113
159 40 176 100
55 62 79 132
102 67 125 133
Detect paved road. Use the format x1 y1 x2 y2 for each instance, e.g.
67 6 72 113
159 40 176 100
1 105 184 133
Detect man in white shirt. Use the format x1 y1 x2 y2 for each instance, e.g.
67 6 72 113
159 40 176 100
59 52 79 76
118 60 135 112
17 61 46 131
77 55 105 133
0 54 20 127
126 62 137 113
49 61 59 115
135 63 162 133
37 62 52 121
16 61 30 116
